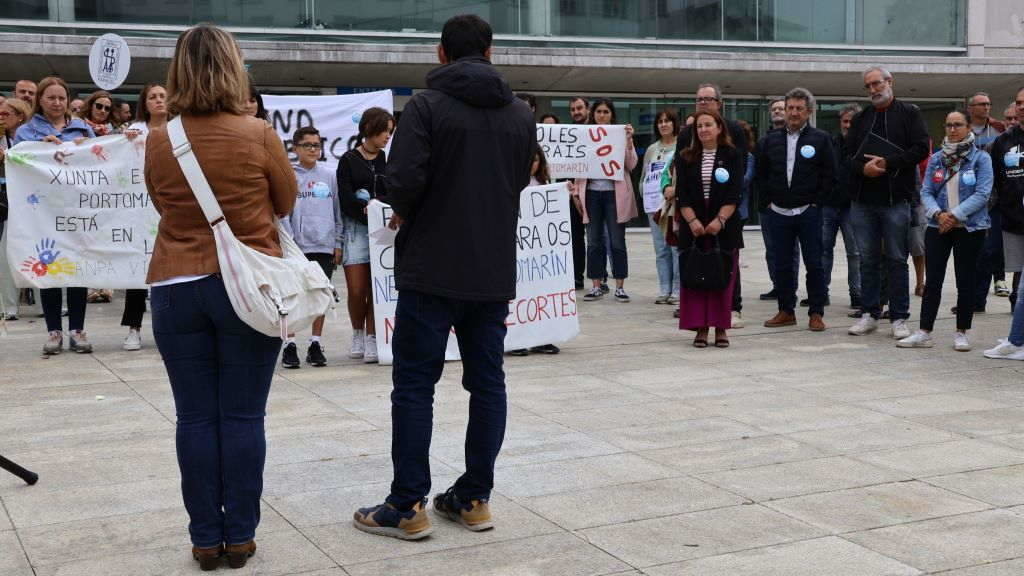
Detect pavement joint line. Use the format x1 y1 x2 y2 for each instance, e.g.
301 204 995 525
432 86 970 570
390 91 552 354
261 496 346 572
89 352 176 427
1 496 38 576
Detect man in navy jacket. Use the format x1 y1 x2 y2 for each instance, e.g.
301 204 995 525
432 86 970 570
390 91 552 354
757 87 835 331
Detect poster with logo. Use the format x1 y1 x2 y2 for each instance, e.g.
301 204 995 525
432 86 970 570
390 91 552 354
5 135 157 289
263 91 393 169
536 124 627 181
366 182 579 365
89 33 131 91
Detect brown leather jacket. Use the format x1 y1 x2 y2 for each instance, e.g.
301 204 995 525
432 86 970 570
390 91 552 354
144 113 296 284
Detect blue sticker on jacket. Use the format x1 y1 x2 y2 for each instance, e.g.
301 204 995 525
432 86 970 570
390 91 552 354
311 181 331 198
800 145 816 159
714 168 730 183
961 170 976 187
1006 151 1021 168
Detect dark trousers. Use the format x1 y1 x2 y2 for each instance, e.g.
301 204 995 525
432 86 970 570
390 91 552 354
387 289 508 509
851 201 911 320
770 206 827 316
760 210 799 292
732 264 742 312
152 275 282 548
121 289 148 328
585 189 628 280
41 287 86 332
920 227 985 332
974 209 1003 309
570 200 586 285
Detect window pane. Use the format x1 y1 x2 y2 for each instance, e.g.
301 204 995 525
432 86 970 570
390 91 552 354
723 0 757 41
860 0 961 46
1 0 48 19
658 0 722 40
766 0 847 43
553 0 644 38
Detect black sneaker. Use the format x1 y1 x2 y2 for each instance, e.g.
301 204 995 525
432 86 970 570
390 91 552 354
433 487 493 532
530 344 560 354
282 342 300 369
614 288 631 302
353 499 433 540
599 282 610 294
306 341 327 367
507 348 529 357
759 289 778 301
583 287 603 301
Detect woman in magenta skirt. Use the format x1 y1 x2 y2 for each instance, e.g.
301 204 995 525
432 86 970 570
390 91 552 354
673 110 743 348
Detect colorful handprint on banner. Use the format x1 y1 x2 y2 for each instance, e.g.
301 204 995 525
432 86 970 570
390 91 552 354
20 238 76 278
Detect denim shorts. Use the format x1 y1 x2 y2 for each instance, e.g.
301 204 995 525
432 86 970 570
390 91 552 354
342 216 370 266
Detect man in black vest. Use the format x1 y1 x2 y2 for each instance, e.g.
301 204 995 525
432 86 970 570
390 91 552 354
757 87 835 331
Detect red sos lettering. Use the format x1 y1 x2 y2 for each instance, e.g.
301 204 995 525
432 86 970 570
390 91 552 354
588 126 620 177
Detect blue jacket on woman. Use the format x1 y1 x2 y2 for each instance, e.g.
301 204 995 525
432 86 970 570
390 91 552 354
14 114 94 145
920 145 992 232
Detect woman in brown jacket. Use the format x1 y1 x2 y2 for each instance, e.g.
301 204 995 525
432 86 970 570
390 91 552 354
144 25 296 570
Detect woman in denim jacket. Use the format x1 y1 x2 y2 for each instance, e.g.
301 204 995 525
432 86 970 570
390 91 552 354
897 111 992 351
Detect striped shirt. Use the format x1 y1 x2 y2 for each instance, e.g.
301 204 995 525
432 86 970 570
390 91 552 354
701 149 716 199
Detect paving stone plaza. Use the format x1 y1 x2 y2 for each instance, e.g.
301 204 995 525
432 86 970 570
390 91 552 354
3 231 1024 575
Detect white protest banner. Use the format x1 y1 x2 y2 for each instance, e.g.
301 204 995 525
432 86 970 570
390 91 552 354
263 91 393 169
5 134 157 289
367 182 579 365
536 124 627 181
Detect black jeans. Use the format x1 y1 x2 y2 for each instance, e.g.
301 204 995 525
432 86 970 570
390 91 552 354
41 287 86 332
387 289 508 509
152 275 281 547
769 206 827 316
920 227 985 332
121 289 148 328
570 200 586 285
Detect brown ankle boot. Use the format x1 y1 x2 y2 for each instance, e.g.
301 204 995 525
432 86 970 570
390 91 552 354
192 545 223 571
226 540 256 569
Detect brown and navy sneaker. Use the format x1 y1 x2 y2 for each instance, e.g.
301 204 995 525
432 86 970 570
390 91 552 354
432 487 494 532
353 499 433 540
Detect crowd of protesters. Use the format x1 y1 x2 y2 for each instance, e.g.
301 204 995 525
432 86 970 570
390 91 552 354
3 13 1024 570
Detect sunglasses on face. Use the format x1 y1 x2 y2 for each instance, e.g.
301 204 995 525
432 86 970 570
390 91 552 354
94 103 111 112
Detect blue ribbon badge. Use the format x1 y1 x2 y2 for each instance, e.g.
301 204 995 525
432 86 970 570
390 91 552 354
714 167 730 183
800 145 816 159
311 181 331 198
960 170 976 187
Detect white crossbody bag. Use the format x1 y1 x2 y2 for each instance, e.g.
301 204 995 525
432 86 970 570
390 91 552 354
167 116 336 339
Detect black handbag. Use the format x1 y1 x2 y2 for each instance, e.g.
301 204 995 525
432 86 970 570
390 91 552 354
682 236 732 291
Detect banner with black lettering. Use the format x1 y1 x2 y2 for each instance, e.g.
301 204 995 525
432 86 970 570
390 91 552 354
5 134 156 289
263 91 393 168
367 182 579 365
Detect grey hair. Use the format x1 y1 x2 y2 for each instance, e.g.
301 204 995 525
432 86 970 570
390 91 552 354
863 66 893 81
968 91 990 105
784 87 816 112
839 103 862 119
697 83 722 101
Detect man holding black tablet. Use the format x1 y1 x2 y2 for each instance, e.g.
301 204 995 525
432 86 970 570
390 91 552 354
845 66 930 339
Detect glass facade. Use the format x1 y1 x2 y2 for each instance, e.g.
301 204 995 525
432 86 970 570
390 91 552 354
2 0 965 48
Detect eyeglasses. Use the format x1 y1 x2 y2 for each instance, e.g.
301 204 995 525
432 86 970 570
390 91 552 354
695 97 719 103
93 103 111 112
297 143 322 150
864 79 888 91
945 122 967 129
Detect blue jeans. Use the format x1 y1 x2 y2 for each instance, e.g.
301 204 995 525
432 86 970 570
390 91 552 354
850 201 911 321
760 209 799 292
822 205 861 303
769 206 827 316
648 213 679 296
586 189 627 280
387 289 508 509
152 275 282 548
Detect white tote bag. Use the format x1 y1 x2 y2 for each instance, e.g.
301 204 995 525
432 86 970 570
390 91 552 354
167 117 336 338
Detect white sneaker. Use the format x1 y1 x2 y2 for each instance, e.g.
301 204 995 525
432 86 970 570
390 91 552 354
43 330 63 355
995 280 1010 297
731 311 744 329
896 329 933 348
953 332 971 352
123 328 142 351
363 333 378 363
891 319 911 340
349 329 365 359
984 340 1024 360
848 316 878 336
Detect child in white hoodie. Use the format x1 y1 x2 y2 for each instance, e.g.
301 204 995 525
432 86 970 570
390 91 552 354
280 126 344 368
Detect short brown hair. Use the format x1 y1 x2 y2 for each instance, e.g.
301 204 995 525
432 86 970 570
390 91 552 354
681 110 734 163
292 125 320 144
166 24 249 116
81 90 113 123
358 107 395 141
33 76 71 118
